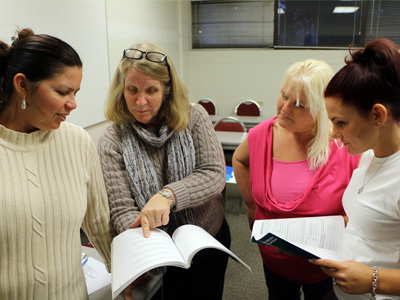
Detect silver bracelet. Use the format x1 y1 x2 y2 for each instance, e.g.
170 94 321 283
371 266 378 300
158 189 174 208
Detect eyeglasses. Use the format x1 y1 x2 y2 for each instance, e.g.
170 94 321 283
123 48 171 80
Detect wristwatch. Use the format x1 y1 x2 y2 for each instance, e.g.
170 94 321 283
158 189 174 208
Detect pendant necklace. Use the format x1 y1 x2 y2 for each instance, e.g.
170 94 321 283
357 157 389 194
358 140 400 194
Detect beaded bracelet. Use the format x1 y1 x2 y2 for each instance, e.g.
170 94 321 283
371 266 378 300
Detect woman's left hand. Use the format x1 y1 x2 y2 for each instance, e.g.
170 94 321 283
310 258 373 294
129 193 171 237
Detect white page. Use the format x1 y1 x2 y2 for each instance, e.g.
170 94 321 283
111 228 186 299
172 225 252 273
252 216 350 260
83 257 111 295
253 216 344 249
287 240 350 261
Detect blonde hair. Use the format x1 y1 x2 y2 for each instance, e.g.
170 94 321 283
105 42 190 131
281 59 334 171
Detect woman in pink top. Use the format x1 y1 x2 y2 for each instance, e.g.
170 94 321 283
233 59 359 300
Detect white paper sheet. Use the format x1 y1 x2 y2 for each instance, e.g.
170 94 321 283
83 257 111 295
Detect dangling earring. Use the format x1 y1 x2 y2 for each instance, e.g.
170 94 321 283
21 99 27 110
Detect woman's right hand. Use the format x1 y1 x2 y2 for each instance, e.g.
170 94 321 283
129 192 172 237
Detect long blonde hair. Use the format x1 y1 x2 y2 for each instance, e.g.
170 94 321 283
281 59 334 171
105 42 190 131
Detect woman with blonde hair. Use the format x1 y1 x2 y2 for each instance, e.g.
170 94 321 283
233 59 359 300
98 42 230 300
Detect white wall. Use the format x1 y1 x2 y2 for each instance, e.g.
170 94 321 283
0 0 353 140
105 0 185 81
186 48 348 120
0 0 110 128
87 0 186 143
176 1 349 121
86 0 351 139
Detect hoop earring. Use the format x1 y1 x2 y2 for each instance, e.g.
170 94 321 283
21 99 27 110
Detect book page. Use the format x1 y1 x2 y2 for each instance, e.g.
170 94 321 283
111 228 186 299
290 240 350 261
172 224 252 273
253 216 344 249
252 216 349 260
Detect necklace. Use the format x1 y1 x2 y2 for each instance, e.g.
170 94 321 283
358 157 389 194
358 140 400 194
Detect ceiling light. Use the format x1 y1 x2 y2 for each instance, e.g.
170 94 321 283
333 6 359 13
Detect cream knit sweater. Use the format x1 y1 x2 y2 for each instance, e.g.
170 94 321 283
0 122 114 300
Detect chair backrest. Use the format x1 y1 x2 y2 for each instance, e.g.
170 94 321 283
214 117 247 133
235 100 261 116
197 98 217 115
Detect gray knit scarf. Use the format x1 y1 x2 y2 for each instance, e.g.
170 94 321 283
120 121 195 225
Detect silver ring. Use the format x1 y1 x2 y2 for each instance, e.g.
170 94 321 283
333 278 337 286
155 218 162 222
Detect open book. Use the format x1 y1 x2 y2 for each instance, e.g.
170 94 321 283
251 215 350 261
111 224 252 299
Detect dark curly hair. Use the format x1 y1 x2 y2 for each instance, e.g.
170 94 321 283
0 28 82 110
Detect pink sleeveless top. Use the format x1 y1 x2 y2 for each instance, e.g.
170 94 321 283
248 117 359 283
271 158 313 204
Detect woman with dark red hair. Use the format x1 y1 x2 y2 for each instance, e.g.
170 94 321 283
312 39 400 300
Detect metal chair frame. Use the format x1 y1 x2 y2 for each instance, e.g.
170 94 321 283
234 99 261 116
213 116 247 133
197 98 218 115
